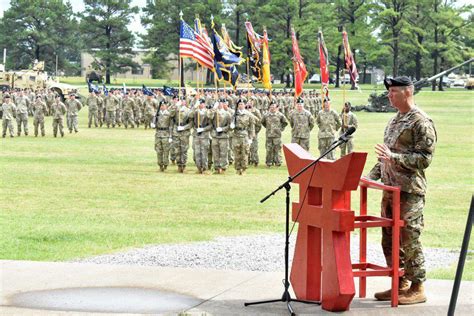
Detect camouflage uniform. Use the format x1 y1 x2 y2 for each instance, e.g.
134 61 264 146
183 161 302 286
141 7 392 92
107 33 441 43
225 105 235 165
340 111 358 156
367 107 437 283
51 100 67 137
153 105 173 171
66 97 82 133
261 109 288 167
86 93 100 128
143 98 157 129
32 99 48 136
191 108 212 173
115 92 123 127
104 94 118 128
15 95 30 136
97 94 105 127
316 108 341 160
232 109 255 174
122 97 136 128
172 104 192 172
248 106 262 166
209 107 232 172
133 94 143 128
289 108 314 151
1 100 16 137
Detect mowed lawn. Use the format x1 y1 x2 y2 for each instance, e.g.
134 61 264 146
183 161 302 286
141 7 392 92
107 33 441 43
1 88 472 280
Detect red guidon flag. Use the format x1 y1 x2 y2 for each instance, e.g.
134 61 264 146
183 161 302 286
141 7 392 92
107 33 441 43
291 28 307 98
318 30 329 86
342 30 358 84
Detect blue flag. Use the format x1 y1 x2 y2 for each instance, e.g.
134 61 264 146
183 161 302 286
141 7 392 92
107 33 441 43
103 84 108 96
142 84 154 96
163 85 176 96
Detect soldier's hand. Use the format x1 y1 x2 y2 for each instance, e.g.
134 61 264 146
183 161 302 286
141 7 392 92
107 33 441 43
168 137 173 143
375 143 392 162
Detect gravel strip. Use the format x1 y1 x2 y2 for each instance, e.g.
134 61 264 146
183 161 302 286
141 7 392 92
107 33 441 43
75 234 460 272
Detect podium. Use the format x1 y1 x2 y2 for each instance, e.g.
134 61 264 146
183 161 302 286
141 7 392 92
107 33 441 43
284 144 404 312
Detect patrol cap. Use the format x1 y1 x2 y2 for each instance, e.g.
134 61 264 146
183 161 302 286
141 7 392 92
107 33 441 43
4 94 10 99
236 99 245 105
384 76 413 90
199 98 206 104
269 100 277 106
323 96 330 103
159 100 168 106
296 97 304 104
218 98 226 103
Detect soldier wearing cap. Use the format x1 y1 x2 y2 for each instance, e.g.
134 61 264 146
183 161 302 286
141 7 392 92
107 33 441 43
191 99 212 174
15 90 30 136
316 97 341 160
209 98 232 174
1 94 17 138
172 98 193 173
86 90 100 128
247 98 262 167
143 94 158 129
367 76 437 305
152 100 173 171
114 89 123 127
223 99 235 165
231 99 255 175
65 93 82 133
122 93 136 129
51 95 67 137
339 101 358 157
32 95 48 137
261 100 288 167
289 97 314 151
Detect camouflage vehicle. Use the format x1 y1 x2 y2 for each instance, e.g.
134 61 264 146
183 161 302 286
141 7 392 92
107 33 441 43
354 58 473 112
0 60 77 99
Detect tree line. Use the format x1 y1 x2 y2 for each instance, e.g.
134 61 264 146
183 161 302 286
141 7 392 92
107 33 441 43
0 0 472 90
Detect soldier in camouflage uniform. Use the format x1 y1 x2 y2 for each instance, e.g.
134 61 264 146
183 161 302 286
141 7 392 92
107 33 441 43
143 94 157 129
316 97 341 160
122 93 136 128
45 90 55 116
114 90 123 127
191 99 212 174
15 90 30 136
86 91 100 128
32 95 48 137
1 95 16 138
367 76 437 305
209 99 232 174
133 91 143 128
172 99 193 173
261 100 288 167
152 100 173 171
232 99 255 175
339 102 358 157
223 100 235 165
247 99 262 167
65 93 82 133
289 98 314 151
104 92 118 128
51 95 67 137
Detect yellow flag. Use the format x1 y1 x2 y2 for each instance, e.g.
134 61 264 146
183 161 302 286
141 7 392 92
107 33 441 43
262 29 272 90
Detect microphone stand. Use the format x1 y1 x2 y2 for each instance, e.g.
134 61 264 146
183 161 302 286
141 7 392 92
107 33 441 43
244 136 350 316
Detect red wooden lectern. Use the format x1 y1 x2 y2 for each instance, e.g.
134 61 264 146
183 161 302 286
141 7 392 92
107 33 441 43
283 144 367 312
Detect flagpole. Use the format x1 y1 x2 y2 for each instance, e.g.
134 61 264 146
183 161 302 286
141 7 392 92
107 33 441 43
178 11 183 99
196 63 200 97
247 57 250 97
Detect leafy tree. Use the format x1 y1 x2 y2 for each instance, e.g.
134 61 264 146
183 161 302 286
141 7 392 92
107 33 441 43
0 0 81 75
80 0 139 84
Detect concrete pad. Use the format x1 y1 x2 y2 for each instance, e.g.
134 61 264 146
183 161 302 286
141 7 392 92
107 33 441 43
1 260 473 315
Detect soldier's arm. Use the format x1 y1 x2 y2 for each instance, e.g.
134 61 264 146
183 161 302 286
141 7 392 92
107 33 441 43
334 111 342 130
309 114 315 131
261 115 267 128
77 100 83 111
281 114 288 130
351 113 358 130
390 119 437 171
367 162 382 180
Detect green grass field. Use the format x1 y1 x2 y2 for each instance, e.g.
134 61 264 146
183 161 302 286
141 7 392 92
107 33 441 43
1 88 472 280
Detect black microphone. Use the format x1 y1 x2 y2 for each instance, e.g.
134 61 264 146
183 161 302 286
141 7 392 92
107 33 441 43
336 126 356 143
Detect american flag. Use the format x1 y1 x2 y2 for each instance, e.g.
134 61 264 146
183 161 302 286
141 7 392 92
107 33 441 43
180 20 214 70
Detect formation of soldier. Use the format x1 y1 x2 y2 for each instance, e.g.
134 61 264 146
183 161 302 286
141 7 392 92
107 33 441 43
1 87 359 175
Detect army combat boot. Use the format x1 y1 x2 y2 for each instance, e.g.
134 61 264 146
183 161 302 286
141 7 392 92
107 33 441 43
374 277 410 301
398 282 426 305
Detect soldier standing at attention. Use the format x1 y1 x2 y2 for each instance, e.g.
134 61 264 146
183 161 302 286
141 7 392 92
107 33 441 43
152 100 173 172
114 90 123 127
86 90 100 128
209 99 232 174
316 97 341 160
32 95 48 137
367 76 437 305
191 99 212 174
1 95 16 138
122 93 136 129
289 98 314 151
104 91 118 128
15 90 30 136
247 99 262 167
172 99 193 173
65 93 82 133
339 101 358 157
143 94 157 129
232 99 255 175
261 100 288 167
51 95 67 137
223 100 235 165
